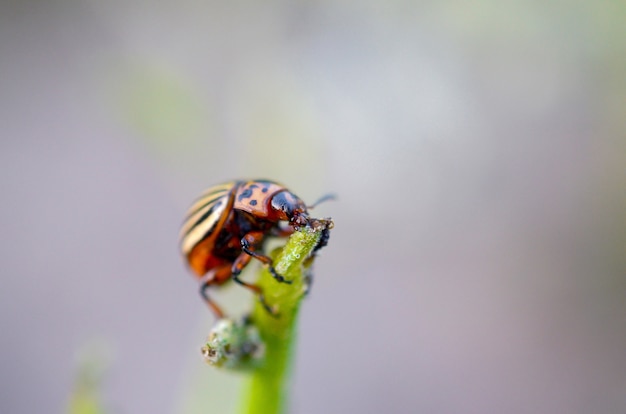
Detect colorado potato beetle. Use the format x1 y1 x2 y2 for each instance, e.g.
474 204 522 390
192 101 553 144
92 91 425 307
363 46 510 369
180 179 332 318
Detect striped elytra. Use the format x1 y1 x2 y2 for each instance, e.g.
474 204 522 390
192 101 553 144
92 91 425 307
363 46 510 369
179 181 236 259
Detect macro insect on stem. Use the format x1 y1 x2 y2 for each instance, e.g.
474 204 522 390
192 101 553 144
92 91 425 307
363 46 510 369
179 179 333 318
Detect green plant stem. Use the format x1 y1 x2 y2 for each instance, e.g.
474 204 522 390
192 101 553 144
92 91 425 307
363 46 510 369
241 227 324 414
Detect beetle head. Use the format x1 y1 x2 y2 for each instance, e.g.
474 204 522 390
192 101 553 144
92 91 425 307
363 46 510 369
270 190 309 227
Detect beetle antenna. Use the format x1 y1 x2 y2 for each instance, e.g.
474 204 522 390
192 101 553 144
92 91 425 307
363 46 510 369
307 193 336 209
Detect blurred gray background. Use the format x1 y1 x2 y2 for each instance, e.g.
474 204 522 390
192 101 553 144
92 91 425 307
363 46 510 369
1 1 625 413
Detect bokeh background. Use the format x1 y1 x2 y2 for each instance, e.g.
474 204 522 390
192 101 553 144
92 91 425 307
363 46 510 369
1 1 625 413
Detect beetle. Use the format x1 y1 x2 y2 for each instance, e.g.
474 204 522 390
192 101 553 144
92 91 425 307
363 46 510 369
180 179 332 318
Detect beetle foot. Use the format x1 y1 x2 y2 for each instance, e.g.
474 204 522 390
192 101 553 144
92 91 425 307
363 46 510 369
269 266 292 284
258 294 280 318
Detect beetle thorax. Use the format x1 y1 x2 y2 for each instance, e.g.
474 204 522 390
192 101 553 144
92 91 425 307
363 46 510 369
232 181 286 218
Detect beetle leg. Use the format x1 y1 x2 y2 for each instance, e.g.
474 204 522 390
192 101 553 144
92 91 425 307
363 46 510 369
231 253 278 317
199 266 231 319
240 232 292 284
269 222 295 238
313 225 331 252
